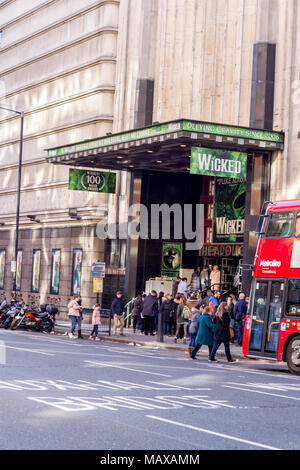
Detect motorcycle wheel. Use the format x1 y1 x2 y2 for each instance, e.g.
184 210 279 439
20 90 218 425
41 319 53 333
10 317 23 330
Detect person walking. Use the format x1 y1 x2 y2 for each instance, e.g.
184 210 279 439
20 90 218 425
210 265 221 291
143 291 158 336
67 295 83 339
234 292 247 346
160 294 175 336
188 306 201 356
89 303 101 341
227 294 237 343
209 290 221 311
111 291 126 336
209 302 238 363
174 296 190 344
200 267 210 291
190 268 201 292
172 276 181 299
190 306 215 359
132 294 143 333
177 277 188 300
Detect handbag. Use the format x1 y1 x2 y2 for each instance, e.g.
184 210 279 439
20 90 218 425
183 306 190 320
229 326 235 338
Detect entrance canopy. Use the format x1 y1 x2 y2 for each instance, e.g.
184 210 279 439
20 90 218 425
46 119 284 173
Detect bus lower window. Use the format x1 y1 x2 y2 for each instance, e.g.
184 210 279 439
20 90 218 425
286 279 300 317
264 212 294 238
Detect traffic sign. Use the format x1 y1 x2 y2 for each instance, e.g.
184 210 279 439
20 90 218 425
93 278 103 293
92 262 105 278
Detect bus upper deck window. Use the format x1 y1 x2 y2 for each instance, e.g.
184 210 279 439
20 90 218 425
264 212 294 238
295 212 300 237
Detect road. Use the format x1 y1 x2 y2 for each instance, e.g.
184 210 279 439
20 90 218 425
0 328 299 451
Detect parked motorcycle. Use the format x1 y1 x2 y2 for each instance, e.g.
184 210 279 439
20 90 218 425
3 304 22 329
10 304 58 333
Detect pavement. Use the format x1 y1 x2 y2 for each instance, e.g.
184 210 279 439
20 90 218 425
54 320 245 359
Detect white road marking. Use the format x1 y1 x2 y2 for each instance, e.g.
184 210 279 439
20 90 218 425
5 345 55 356
222 384 300 401
146 416 281 450
84 360 172 377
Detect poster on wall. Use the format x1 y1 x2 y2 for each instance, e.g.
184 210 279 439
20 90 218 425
15 250 23 292
31 249 41 293
213 178 247 243
69 169 116 194
190 147 247 179
161 242 182 277
72 249 83 296
0 250 5 289
50 249 61 295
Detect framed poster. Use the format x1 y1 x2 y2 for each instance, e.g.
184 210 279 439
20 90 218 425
31 249 41 293
161 242 182 277
0 249 5 289
50 249 61 294
15 250 23 292
213 178 247 243
71 249 82 296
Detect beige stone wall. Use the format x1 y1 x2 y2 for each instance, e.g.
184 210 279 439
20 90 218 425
0 0 120 308
114 0 300 200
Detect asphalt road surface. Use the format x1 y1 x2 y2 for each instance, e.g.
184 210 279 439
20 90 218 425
0 328 299 451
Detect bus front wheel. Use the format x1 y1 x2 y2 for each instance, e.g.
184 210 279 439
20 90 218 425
287 336 300 375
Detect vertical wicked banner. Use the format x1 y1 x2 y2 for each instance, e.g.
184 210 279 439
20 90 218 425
213 178 247 243
16 250 22 292
72 249 82 295
161 242 182 277
50 249 61 295
31 249 41 293
0 250 5 289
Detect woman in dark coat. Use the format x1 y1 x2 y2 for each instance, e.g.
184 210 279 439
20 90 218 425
132 294 143 333
160 294 175 335
209 302 238 363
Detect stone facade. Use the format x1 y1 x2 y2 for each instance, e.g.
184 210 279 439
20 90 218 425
0 0 299 311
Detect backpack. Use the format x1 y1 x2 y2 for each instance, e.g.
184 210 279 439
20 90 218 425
183 305 190 320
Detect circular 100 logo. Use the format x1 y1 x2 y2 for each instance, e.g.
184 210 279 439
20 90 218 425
81 172 106 191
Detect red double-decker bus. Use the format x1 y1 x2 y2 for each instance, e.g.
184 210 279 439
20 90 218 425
243 200 300 374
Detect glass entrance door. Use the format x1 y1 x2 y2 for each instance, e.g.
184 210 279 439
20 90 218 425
248 280 284 358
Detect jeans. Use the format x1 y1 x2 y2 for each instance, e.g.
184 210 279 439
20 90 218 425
91 325 99 337
70 316 78 334
210 340 233 362
163 322 170 335
189 333 197 348
191 343 213 358
237 321 244 345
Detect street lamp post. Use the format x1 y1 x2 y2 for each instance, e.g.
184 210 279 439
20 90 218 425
0 106 24 295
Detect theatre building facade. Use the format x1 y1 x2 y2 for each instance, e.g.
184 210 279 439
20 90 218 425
0 0 298 312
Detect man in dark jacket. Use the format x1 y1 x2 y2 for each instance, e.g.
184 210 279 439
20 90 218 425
143 291 158 336
111 291 126 336
234 293 247 346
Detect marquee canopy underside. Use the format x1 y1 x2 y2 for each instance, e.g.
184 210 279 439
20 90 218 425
46 119 284 173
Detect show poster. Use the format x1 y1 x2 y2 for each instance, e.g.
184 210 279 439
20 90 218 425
69 169 116 194
15 250 22 292
0 250 5 289
50 249 61 295
190 147 247 179
72 249 82 295
213 178 247 243
31 249 41 293
161 242 182 277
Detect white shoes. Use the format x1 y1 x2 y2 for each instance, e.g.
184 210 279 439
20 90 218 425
68 333 76 339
